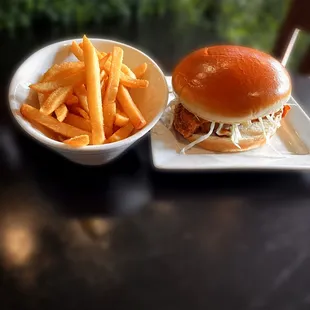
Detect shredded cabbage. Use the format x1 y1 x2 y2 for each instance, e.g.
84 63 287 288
266 115 278 128
180 122 215 154
265 113 283 156
230 124 241 149
235 125 242 140
162 98 179 129
241 120 252 128
258 117 268 140
216 123 224 135
275 114 282 123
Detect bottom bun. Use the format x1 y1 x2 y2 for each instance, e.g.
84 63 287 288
186 134 269 153
185 119 279 153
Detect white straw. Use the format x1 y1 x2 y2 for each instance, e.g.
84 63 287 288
281 28 300 67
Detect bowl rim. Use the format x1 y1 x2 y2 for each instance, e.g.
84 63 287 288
8 37 169 152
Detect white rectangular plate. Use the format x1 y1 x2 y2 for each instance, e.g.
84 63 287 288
150 76 310 171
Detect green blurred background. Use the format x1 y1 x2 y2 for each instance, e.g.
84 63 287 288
1 0 308 71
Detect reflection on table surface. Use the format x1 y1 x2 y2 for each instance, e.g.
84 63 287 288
1 175 310 309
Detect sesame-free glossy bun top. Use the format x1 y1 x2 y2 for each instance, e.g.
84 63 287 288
172 45 292 123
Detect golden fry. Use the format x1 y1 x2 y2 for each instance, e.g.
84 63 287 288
115 110 129 127
38 93 48 107
100 52 111 69
64 113 92 132
58 135 66 142
55 104 69 122
41 64 60 82
100 72 108 96
30 71 85 93
83 35 105 144
101 61 148 88
46 67 84 83
74 84 89 112
101 80 106 99
99 53 111 70
116 85 146 129
99 53 110 84
120 64 136 79
63 135 90 147
37 73 48 106
100 52 136 78
66 94 79 105
71 41 84 61
70 106 90 120
133 63 148 78
100 70 107 81
107 123 134 143
29 120 59 141
95 49 104 60
103 46 123 137
120 72 149 88
43 62 84 81
21 104 91 140
40 86 72 115
80 42 103 60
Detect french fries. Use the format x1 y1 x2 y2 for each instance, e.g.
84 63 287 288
21 104 91 140
120 72 149 88
115 110 129 127
107 123 134 143
79 42 104 60
66 94 79 105
101 61 148 89
103 46 123 137
43 62 84 82
74 84 89 112
100 53 111 70
63 135 90 147
100 52 136 78
100 69 107 81
71 41 84 61
29 120 60 141
55 103 69 122
38 93 47 106
83 35 105 144
22 35 149 149
40 86 72 115
64 113 92 132
30 70 84 93
70 106 90 120
58 135 66 142
133 63 148 78
117 85 146 129
120 64 136 79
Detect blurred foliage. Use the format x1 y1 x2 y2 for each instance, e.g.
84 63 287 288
217 0 290 50
216 0 310 70
0 0 308 70
0 0 210 30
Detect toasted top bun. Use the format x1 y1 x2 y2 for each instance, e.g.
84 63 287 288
172 45 292 124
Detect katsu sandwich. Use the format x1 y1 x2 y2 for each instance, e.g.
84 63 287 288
171 45 292 153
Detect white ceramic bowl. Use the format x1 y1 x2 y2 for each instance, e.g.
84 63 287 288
8 38 169 165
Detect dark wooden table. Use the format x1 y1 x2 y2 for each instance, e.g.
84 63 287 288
1 21 310 310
